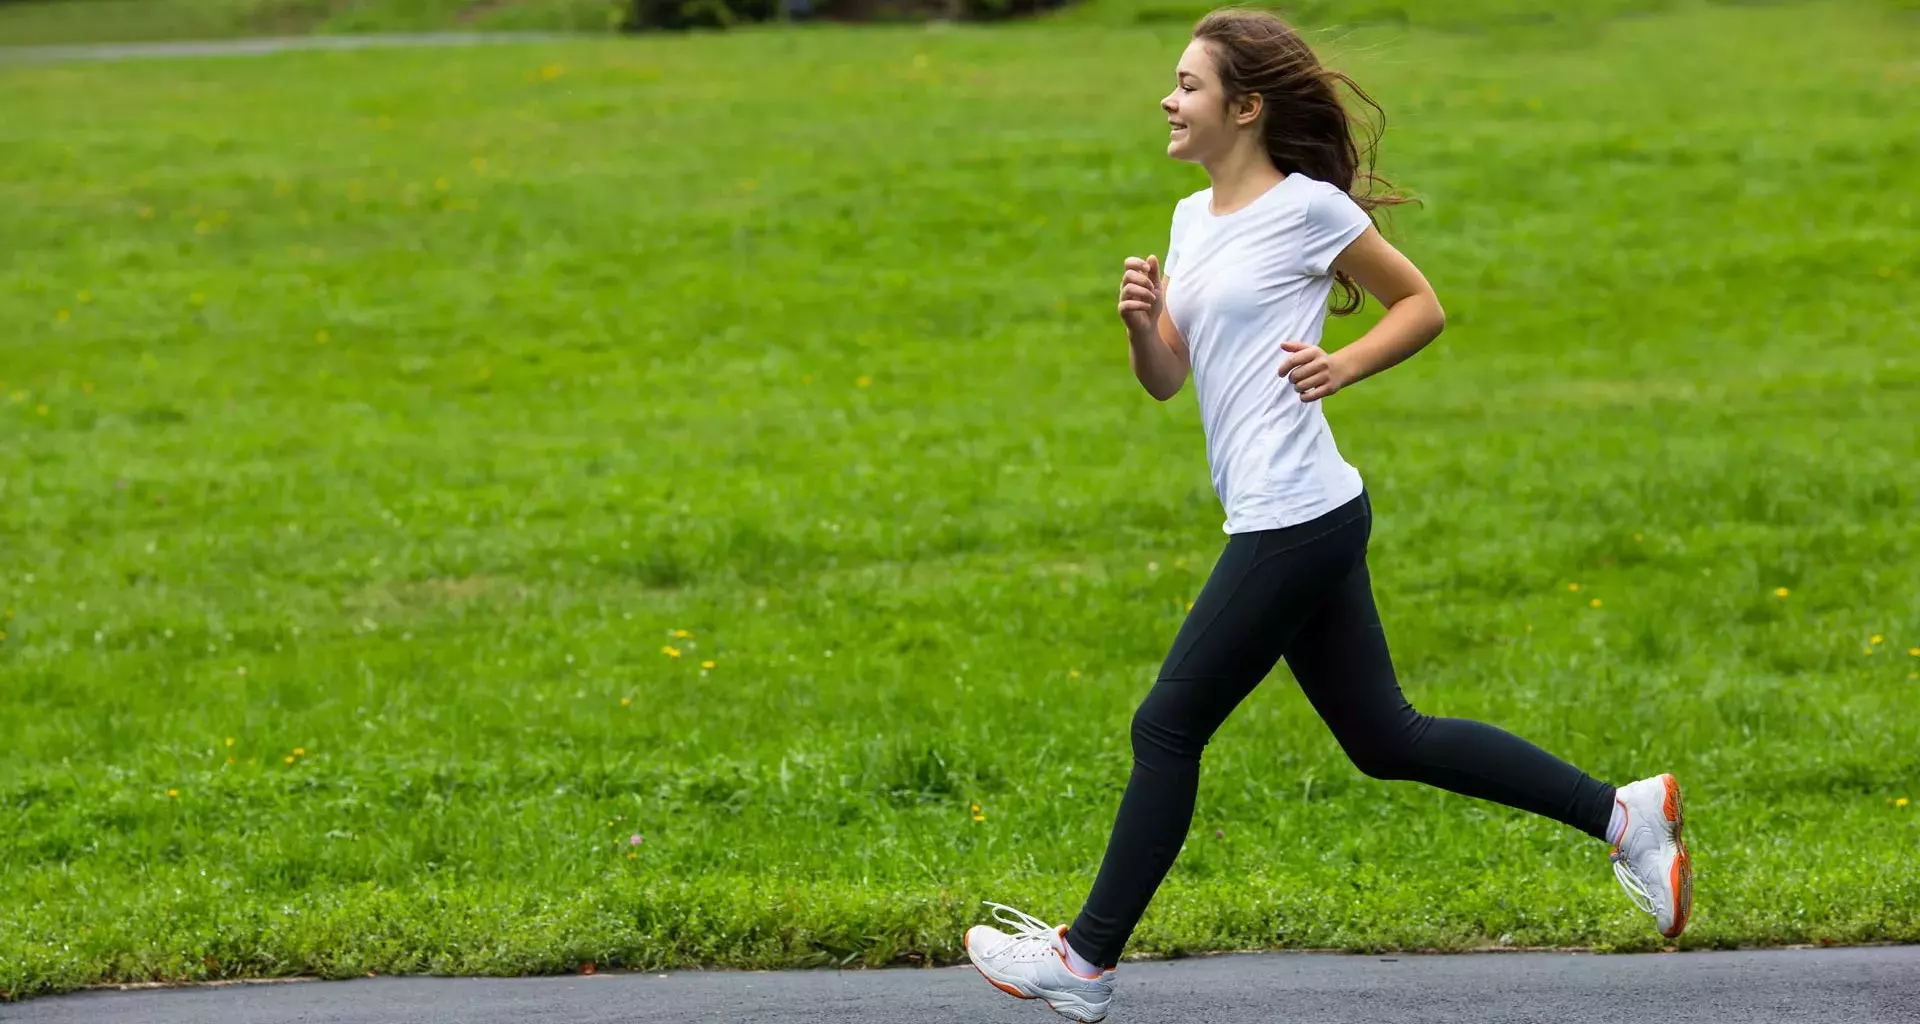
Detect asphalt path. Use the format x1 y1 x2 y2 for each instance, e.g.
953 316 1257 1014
8 946 1918 1023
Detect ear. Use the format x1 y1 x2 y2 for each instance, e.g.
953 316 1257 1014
1233 90 1263 128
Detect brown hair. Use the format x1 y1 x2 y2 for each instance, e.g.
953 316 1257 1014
1193 6 1413 315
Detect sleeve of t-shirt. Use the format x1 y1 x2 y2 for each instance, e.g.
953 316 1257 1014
1163 198 1196 280
1300 185 1373 277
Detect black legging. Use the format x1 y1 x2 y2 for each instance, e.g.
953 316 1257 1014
1064 490 1616 969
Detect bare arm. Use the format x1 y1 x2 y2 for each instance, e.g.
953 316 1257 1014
1328 226 1445 386
1129 302 1191 402
1118 256 1191 401
1278 226 1446 401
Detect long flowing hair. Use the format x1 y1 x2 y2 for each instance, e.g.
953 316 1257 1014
1193 7 1413 314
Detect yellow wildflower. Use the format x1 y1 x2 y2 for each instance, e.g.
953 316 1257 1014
1774 587 1789 598
662 646 681 659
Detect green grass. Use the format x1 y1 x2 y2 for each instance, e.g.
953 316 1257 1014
0 0 622 46
3 0 1920 1004
6 0 1896 48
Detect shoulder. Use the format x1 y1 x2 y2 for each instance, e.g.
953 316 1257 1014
1288 175 1369 237
1289 175 1362 212
1168 188 1210 236
1174 188 1210 217
1284 174 1348 208
1286 173 1339 194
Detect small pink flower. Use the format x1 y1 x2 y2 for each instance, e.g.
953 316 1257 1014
1214 829 1224 839
629 834 644 846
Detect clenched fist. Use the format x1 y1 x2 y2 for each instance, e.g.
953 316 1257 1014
1117 255 1164 335
1277 340 1349 403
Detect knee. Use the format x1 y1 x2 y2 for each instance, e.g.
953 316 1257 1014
1343 740 1414 781
1131 699 1205 763
1333 714 1426 781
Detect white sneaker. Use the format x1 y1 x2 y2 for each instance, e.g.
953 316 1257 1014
1609 772 1694 939
964 902 1114 1022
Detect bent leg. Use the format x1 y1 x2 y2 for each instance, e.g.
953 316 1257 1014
1067 504 1373 968
1284 553 1616 841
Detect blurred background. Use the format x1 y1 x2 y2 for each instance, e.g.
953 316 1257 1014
2 0 1917 1005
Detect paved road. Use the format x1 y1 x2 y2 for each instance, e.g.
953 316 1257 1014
8 947 1918 1023
0 32 570 65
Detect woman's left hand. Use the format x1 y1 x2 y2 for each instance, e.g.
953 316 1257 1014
1277 341 1348 403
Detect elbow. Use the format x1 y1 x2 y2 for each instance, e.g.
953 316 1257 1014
1143 379 1181 402
1429 294 1446 336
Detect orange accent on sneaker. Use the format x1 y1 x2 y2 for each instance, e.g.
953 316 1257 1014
1662 774 1681 824
966 932 1035 1001
981 969 1032 1000
1665 844 1693 938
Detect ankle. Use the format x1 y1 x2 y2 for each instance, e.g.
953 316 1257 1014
1056 931 1104 979
1605 798 1627 846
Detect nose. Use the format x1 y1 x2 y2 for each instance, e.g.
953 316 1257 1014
1161 92 1177 115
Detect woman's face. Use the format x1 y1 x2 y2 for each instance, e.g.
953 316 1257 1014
1162 39 1234 163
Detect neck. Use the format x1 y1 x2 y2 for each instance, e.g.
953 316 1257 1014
1202 140 1284 214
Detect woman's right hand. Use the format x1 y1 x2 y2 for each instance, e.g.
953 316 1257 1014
1117 255 1164 335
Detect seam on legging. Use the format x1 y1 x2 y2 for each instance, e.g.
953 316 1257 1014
1158 556 1266 681
1160 509 1369 682
1245 506 1369 571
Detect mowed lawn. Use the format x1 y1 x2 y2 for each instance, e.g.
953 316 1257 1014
2 0 1917 1002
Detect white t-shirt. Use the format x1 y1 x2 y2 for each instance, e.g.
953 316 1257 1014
1164 173 1374 534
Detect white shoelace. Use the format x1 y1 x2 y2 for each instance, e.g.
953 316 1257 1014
1610 849 1657 915
983 900 1061 946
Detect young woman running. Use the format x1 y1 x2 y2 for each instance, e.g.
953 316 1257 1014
961 9 1692 1021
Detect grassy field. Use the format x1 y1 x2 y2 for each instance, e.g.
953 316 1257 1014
3 0 1919 1004
12 0 1912 46
0 0 620 46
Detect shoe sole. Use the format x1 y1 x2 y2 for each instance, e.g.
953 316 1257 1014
1661 772 1693 939
963 931 1109 1023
